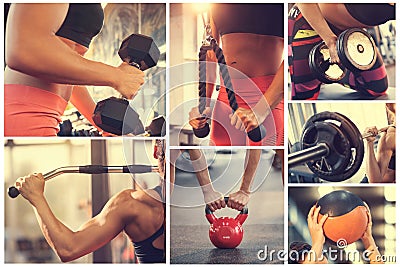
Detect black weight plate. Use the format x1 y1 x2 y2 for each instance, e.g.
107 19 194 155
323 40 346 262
332 112 365 179
301 121 351 178
303 111 364 182
309 42 347 84
337 28 377 72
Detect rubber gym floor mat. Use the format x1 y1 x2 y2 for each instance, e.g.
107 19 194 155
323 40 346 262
171 224 283 264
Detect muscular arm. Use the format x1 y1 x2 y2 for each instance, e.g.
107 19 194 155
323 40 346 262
188 149 215 194
302 206 328 264
363 236 382 264
32 190 135 262
297 3 339 62
361 203 382 264
230 57 284 133
6 4 120 87
249 62 284 123
366 131 395 183
69 86 98 128
240 149 261 193
228 149 261 210
297 4 337 46
188 149 225 210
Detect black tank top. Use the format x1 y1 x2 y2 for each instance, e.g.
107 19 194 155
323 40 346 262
56 3 104 48
344 4 395 26
388 153 395 170
212 3 283 38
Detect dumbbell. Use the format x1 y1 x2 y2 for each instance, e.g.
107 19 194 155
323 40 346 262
309 28 377 83
93 34 160 135
58 120 101 137
8 164 159 198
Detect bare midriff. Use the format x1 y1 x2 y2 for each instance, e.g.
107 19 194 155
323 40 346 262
220 33 283 79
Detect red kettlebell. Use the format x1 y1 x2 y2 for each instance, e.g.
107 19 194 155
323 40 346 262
205 197 248 249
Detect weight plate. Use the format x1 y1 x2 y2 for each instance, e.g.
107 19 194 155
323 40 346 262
303 111 364 182
309 42 347 84
337 28 377 72
332 112 365 179
301 121 351 178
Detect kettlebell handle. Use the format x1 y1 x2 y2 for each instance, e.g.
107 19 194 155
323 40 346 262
205 197 249 224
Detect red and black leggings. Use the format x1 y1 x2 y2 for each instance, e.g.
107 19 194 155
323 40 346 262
288 5 388 100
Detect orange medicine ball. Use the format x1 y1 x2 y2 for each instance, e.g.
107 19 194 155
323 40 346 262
316 190 368 245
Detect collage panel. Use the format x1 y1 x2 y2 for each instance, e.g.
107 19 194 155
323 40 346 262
4 139 166 263
288 3 395 101
4 3 166 138
288 102 395 184
2 2 399 266
169 3 284 146
170 148 284 264
288 186 396 264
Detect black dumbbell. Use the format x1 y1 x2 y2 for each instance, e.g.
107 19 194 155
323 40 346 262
58 119 73 136
93 34 160 135
145 115 166 137
309 28 376 83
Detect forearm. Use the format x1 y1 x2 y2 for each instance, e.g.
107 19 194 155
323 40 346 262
240 150 261 192
188 149 214 192
308 243 325 263
70 86 98 128
365 142 383 183
362 237 382 264
297 3 337 45
32 197 76 261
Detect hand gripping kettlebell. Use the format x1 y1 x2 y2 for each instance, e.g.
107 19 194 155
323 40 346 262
205 197 248 249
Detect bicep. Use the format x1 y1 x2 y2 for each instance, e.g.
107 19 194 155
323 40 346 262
209 13 220 43
69 194 131 257
376 135 394 173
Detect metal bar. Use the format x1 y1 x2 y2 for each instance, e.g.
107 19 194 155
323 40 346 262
288 143 329 168
43 167 80 181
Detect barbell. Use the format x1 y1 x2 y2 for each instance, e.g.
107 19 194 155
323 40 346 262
8 164 158 198
288 111 389 182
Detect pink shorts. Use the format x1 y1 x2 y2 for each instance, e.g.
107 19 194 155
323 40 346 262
5 84 68 136
210 75 284 146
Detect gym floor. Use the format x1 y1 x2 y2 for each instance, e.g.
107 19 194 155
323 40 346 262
170 150 284 264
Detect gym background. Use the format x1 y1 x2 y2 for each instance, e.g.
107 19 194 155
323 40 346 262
4 139 160 263
288 102 393 183
169 3 225 146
